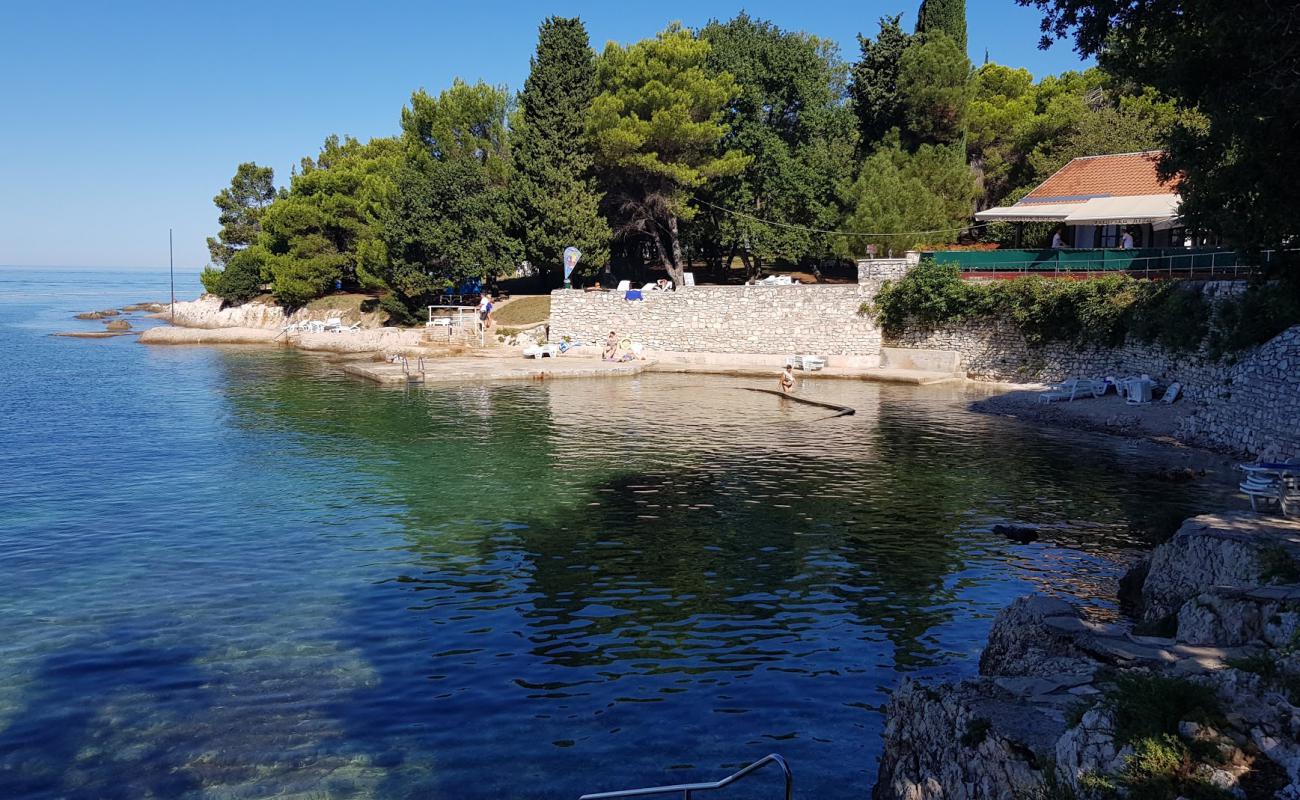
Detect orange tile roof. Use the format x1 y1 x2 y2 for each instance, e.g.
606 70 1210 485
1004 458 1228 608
1023 151 1178 202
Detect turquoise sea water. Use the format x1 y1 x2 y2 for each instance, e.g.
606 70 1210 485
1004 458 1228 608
0 268 1235 800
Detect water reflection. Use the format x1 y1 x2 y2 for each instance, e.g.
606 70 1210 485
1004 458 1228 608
0 346 1237 800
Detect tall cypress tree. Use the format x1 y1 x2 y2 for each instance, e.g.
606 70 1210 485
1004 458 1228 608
850 16 914 150
513 16 610 287
917 0 967 53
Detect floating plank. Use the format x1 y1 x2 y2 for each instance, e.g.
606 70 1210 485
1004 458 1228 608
740 387 855 417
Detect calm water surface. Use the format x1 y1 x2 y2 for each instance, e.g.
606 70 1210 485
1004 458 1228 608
0 268 1236 799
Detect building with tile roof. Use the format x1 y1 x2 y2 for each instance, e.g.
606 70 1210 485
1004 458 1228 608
975 151 1186 248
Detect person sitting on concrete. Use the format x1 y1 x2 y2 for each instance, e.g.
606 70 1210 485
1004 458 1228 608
603 330 619 361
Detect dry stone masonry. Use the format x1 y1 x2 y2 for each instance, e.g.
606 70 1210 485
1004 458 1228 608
548 284 883 357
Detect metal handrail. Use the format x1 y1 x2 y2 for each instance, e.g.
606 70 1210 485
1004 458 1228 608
579 754 792 800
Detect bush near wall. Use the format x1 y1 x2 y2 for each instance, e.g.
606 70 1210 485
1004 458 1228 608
865 263 1300 357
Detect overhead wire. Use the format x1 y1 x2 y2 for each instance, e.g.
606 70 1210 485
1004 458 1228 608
691 197 1000 238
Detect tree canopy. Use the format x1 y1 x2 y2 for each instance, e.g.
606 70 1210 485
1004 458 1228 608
588 24 749 287
512 16 610 287
197 2 1278 313
1018 0 1300 247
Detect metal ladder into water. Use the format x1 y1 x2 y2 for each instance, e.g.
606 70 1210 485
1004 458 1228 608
579 754 792 800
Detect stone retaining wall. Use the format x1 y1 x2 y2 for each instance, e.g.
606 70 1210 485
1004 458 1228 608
548 284 883 358
889 321 1300 458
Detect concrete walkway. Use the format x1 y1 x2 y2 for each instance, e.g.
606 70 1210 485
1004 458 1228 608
340 355 652 385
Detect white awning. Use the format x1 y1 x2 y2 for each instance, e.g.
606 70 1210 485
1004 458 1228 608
975 193 1181 226
1063 194 1180 225
974 202 1081 223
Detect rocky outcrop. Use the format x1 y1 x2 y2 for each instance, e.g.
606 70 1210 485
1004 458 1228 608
1142 512 1300 621
872 680 1051 800
165 295 289 329
979 595 1097 678
873 512 1300 800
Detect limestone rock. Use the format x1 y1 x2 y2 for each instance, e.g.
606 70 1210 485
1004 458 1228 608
1176 592 1266 646
979 595 1096 678
104 319 131 331
1054 708 1128 794
1141 513 1300 621
872 679 1050 800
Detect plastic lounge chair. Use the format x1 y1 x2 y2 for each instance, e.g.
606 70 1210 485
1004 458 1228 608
523 344 559 359
1240 471 1283 512
615 280 631 292
1038 378 1100 403
1161 382 1181 403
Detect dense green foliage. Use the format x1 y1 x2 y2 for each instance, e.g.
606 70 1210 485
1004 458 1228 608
850 16 912 149
869 262 1299 355
588 25 749 287
200 163 277 303
839 137 977 256
512 17 610 288
916 0 967 52
695 14 855 274
897 32 969 150
379 81 518 315
199 1 1287 314
1019 0 1300 248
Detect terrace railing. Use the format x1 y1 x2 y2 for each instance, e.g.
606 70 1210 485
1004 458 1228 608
579 754 792 800
924 248 1267 279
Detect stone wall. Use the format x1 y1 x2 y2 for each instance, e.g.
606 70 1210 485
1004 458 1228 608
888 320 1300 458
857 254 919 283
1178 326 1300 457
548 284 883 358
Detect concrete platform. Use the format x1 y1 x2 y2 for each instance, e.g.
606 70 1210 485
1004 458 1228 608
646 362 963 385
341 355 652 385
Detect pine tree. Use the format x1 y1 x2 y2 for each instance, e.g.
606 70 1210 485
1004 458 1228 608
917 0 967 53
513 17 610 287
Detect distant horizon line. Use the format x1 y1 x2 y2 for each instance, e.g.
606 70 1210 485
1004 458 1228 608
0 264 204 271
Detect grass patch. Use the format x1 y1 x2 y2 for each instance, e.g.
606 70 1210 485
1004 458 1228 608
1256 545 1300 585
1104 674 1224 745
1227 653 1300 705
1078 674 1236 800
491 295 550 327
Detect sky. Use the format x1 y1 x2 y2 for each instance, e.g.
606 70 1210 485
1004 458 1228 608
0 1 1090 270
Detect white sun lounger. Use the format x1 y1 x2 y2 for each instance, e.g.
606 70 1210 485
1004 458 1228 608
523 344 560 359
1038 378 1104 403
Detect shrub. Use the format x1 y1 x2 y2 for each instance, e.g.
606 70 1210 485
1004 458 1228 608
868 261 1299 355
200 247 265 305
1103 674 1224 745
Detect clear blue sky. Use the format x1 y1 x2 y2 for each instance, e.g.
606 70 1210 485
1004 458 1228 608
0 0 1088 269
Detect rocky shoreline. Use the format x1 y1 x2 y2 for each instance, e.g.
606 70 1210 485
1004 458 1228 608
873 511 1300 800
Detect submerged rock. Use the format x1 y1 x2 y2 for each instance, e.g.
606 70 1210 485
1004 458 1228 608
105 319 131 331
992 524 1039 544
74 308 120 319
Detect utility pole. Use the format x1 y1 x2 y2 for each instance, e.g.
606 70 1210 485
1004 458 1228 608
169 228 175 321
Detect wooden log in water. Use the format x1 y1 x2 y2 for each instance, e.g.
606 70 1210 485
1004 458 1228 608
740 387 855 417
